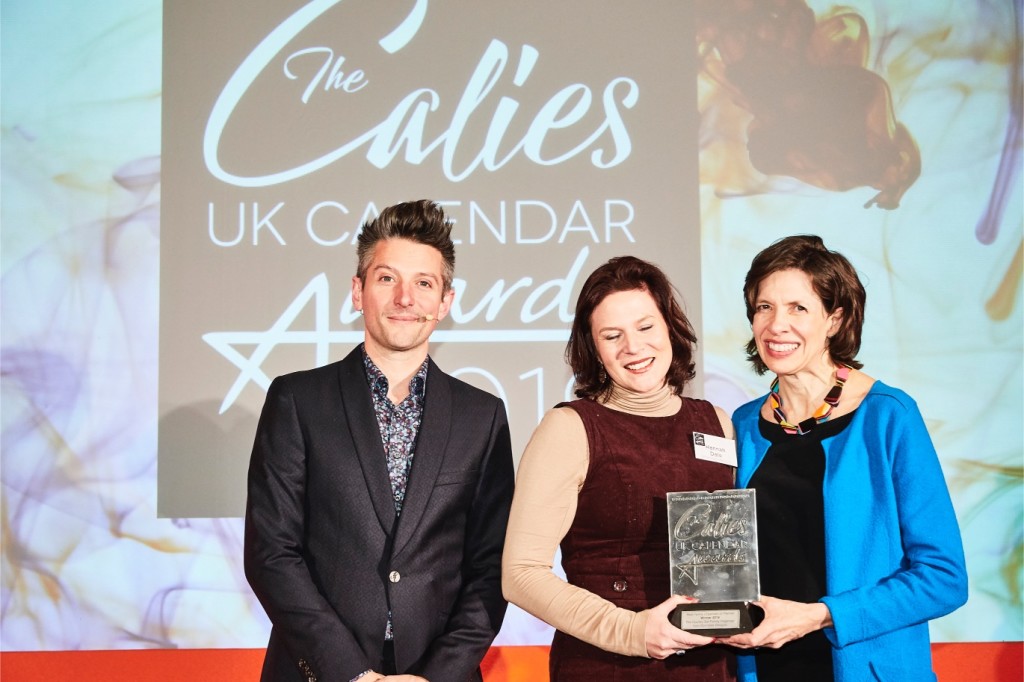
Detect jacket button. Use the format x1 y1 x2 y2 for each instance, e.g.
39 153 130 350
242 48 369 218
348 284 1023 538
389 570 401 583
612 579 627 592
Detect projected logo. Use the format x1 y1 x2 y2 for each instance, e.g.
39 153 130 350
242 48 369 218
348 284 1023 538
159 0 698 517
196 0 650 415
204 0 637 188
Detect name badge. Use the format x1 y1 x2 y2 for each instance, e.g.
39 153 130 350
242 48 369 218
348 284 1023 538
693 431 737 467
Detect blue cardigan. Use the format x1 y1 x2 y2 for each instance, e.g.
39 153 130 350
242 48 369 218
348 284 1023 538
733 381 967 682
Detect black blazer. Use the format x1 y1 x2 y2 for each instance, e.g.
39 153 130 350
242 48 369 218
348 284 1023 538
244 347 514 681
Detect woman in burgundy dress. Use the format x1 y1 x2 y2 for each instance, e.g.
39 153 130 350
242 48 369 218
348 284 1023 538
503 256 737 682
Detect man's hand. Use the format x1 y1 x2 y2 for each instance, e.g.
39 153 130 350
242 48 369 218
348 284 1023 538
644 595 717 659
359 673 428 682
721 595 832 649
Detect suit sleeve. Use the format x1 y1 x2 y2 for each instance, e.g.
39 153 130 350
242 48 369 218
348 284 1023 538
244 376 371 681
820 398 968 647
415 398 515 681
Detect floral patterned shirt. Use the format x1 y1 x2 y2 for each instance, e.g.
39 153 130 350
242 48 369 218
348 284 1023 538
363 348 429 514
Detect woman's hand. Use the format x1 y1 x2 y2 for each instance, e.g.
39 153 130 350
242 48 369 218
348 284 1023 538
644 595 717 659
721 595 832 649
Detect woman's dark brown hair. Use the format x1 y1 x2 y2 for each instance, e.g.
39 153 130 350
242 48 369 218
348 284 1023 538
567 256 697 399
743 235 866 375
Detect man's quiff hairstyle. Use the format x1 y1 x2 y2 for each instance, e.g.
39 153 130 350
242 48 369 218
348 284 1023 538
742 234 866 375
356 200 456 293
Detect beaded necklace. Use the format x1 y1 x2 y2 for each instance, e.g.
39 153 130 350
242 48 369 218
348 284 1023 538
769 365 851 435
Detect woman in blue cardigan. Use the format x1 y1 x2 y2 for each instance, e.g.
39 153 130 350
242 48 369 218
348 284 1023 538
722 235 967 681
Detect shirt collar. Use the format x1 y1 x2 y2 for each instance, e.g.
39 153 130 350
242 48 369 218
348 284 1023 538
361 344 429 401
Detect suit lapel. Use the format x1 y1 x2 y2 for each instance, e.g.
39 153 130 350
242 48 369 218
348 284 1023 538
393 358 451 556
338 350 397 534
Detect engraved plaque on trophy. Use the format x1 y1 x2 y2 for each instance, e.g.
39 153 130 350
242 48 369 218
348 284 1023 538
666 488 761 636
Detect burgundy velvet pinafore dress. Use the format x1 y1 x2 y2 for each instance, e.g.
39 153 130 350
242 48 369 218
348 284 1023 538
549 397 736 682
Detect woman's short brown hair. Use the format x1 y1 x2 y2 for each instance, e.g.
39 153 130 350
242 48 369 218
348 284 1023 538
567 256 697 400
743 235 866 375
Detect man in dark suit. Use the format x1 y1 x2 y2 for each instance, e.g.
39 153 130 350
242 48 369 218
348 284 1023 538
244 200 514 682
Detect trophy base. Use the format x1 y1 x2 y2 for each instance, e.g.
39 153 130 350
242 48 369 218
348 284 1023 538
669 601 764 637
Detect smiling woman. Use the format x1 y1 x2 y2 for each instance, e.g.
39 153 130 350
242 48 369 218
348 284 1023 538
502 255 739 681
589 289 673 395
726 235 968 682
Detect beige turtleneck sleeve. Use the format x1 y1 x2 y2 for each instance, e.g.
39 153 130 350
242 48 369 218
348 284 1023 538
501 384 686 658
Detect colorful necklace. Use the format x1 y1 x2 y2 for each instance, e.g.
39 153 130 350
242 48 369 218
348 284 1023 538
769 365 851 435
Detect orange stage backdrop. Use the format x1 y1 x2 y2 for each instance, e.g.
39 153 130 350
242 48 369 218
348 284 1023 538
2 643 1021 682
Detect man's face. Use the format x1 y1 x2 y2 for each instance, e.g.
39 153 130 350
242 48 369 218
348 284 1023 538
351 238 454 359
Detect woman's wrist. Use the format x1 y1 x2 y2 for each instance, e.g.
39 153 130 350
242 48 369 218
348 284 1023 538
812 601 833 630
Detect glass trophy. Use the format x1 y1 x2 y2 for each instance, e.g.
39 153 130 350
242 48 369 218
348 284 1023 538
666 488 761 636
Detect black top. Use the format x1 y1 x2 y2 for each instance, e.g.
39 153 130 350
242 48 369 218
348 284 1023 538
748 411 855 682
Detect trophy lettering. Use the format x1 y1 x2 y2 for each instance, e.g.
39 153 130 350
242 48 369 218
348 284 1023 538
666 489 761 636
